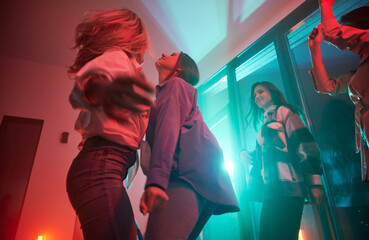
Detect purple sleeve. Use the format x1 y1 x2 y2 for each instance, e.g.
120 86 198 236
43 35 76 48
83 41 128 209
145 79 195 190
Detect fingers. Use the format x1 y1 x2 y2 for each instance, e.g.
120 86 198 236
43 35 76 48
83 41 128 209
109 87 154 108
140 189 156 215
309 27 318 40
102 77 155 117
310 187 325 209
133 75 156 93
108 78 155 108
102 102 145 121
140 187 169 215
139 193 148 215
115 75 155 94
152 191 169 212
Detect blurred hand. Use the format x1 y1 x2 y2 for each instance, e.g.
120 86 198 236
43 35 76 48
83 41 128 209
319 0 335 7
102 71 155 119
83 71 155 119
309 26 323 49
240 150 253 165
309 186 325 210
140 186 169 215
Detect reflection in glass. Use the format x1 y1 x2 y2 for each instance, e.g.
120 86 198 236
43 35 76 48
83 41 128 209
287 1 369 238
200 76 241 240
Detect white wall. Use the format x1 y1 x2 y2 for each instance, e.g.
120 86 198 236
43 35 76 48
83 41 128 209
0 56 148 240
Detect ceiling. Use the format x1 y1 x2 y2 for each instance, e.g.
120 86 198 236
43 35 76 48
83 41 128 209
0 0 305 84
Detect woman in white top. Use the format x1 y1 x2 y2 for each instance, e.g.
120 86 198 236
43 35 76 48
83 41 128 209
66 9 154 240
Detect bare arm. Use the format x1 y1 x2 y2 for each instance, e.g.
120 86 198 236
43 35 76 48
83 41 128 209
308 26 351 95
308 26 332 93
319 0 335 23
69 50 155 119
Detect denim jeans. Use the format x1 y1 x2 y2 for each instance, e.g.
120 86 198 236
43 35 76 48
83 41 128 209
67 137 138 240
259 196 304 240
145 180 218 240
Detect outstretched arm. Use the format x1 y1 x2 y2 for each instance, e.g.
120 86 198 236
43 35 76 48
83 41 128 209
319 0 335 23
308 26 331 93
69 50 155 119
308 26 352 95
319 0 369 55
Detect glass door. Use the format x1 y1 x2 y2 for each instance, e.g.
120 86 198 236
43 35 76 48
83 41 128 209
287 1 369 239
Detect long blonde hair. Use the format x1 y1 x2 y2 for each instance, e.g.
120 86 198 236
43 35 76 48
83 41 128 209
69 9 149 74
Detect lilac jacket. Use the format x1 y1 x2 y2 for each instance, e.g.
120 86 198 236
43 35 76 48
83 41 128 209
145 77 239 214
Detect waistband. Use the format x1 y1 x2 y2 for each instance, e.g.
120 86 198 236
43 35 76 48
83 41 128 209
83 136 134 153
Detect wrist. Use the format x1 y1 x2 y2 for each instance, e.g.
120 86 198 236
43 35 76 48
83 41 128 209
145 184 166 191
320 2 333 8
309 45 322 52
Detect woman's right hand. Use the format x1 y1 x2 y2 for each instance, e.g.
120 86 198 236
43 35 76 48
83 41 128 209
309 26 323 50
140 186 169 215
102 72 155 119
240 150 254 165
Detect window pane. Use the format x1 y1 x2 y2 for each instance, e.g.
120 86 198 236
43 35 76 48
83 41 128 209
236 43 286 151
202 76 229 121
199 77 241 240
235 43 288 240
287 1 369 238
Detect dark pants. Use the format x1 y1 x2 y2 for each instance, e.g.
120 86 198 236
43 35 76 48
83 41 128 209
259 197 304 240
66 137 137 240
145 180 218 240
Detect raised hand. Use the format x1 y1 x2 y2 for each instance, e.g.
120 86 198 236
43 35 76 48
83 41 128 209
308 26 323 50
103 72 155 119
83 71 155 120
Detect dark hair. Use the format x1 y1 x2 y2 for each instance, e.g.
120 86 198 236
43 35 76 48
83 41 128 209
246 81 300 131
174 52 199 86
340 6 369 30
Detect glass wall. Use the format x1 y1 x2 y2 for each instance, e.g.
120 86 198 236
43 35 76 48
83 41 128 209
198 0 369 239
198 73 245 240
287 1 369 239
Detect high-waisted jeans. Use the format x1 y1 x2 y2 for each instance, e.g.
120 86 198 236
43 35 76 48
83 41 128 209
66 137 137 240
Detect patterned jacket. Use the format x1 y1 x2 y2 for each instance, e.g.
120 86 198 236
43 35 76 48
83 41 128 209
251 105 323 200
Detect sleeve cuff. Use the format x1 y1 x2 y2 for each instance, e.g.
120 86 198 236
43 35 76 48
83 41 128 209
323 18 341 30
145 183 166 191
145 168 171 191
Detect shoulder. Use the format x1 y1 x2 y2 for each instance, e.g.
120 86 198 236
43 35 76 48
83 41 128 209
158 77 197 105
276 105 295 121
277 105 292 113
164 77 196 93
90 50 130 66
166 77 193 87
76 50 137 80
